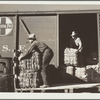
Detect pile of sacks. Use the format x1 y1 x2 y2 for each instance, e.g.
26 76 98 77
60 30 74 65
64 48 78 66
86 64 100 82
18 51 41 88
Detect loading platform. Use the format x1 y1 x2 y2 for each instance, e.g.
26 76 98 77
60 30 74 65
15 83 100 93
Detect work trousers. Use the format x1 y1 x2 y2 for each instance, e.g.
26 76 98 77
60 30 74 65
41 48 54 85
78 52 83 67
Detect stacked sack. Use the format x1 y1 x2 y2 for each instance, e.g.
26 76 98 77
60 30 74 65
64 48 78 66
18 51 41 88
86 64 100 82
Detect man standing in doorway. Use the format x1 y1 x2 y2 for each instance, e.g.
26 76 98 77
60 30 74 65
70 31 83 66
70 31 83 53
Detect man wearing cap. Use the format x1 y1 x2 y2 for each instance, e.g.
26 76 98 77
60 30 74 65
70 31 83 66
18 33 54 88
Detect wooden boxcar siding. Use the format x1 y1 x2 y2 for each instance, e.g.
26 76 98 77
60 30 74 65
19 15 58 66
0 14 58 67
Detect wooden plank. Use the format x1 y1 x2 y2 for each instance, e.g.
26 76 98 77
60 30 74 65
32 83 100 91
15 83 100 92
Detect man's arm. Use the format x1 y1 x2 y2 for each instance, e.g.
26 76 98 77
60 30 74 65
19 41 37 60
77 38 83 52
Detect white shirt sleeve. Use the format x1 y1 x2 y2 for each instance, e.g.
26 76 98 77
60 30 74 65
75 37 83 52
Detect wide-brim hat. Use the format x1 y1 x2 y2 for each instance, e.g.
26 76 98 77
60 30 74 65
28 33 36 40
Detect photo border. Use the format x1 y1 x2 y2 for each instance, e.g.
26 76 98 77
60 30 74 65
0 1 99 99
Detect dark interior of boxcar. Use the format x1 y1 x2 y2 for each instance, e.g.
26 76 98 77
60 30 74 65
59 13 98 66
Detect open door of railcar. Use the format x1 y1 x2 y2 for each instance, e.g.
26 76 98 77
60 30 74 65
59 13 99 83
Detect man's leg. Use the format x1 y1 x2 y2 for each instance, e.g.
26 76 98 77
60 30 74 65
41 49 53 87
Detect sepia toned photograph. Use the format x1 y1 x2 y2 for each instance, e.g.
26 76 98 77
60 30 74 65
0 1 100 99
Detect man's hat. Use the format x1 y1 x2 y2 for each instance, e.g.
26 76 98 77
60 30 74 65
71 31 78 36
28 33 36 40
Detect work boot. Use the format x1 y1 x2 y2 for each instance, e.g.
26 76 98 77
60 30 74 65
40 84 49 88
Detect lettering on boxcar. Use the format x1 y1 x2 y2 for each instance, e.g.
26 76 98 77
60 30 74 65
2 45 26 52
2 45 9 51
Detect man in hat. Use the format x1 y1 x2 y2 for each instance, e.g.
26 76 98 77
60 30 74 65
70 31 83 53
70 31 83 66
19 33 54 88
